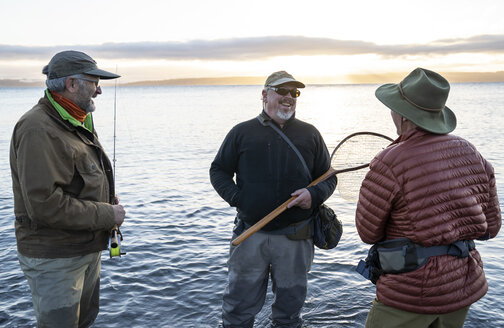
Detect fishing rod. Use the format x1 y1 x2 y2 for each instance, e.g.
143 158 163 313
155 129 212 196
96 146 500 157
109 74 125 258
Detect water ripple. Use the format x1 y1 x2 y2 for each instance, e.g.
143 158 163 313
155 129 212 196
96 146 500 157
1 85 503 327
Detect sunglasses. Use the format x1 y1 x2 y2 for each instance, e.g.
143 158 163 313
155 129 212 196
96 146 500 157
76 77 100 87
268 86 301 98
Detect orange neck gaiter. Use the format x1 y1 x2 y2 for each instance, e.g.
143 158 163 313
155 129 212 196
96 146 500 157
49 91 87 122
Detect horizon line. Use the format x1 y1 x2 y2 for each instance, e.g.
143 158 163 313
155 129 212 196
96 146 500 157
1 71 504 87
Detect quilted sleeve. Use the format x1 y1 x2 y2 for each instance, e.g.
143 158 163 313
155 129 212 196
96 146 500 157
482 159 501 238
355 157 400 244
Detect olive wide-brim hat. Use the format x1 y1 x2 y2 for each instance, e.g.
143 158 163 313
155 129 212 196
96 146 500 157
375 67 456 134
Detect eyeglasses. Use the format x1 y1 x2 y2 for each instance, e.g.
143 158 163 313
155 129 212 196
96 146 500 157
76 77 100 87
268 86 301 98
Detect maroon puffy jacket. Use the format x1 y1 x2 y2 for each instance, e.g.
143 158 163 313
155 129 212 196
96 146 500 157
356 128 501 314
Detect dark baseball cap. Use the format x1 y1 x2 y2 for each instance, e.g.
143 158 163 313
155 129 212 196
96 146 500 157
42 50 120 79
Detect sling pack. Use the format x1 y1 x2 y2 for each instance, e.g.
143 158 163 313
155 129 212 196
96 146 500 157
257 114 342 249
356 238 476 284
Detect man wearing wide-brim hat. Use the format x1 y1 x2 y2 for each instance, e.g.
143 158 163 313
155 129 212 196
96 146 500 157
355 68 501 327
10 50 126 327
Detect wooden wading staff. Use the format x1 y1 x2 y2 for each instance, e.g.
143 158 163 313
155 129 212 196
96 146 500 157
231 165 358 246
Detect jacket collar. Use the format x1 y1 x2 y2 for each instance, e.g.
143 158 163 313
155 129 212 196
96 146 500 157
45 89 93 132
394 127 432 144
39 95 98 145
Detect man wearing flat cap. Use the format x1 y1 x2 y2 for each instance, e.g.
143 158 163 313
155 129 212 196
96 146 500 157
10 50 126 328
210 71 336 327
355 68 501 327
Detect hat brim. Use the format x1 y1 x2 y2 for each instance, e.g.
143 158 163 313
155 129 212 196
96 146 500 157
84 68 120 80
376 83 456 134
268 77 305 88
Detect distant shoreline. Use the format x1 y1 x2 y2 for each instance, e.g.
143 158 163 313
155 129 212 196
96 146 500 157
1 71 503 87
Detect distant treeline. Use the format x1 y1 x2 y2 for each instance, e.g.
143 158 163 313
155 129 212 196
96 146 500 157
2 72 504 87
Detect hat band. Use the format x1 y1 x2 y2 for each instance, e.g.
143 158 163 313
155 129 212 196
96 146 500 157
398 82 444 113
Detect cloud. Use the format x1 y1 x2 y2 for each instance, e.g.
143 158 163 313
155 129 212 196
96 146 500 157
1 34 503 61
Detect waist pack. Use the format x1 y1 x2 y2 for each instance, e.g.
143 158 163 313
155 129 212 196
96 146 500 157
233 204 342 250
356 238 476 284
312 204 343 250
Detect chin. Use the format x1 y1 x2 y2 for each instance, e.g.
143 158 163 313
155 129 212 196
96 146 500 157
85 102 96 113
276 109 295 121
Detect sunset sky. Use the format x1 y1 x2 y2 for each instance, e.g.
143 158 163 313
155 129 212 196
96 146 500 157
1 0 503 84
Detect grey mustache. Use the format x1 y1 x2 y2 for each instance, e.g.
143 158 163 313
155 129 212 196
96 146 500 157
280 97 295 105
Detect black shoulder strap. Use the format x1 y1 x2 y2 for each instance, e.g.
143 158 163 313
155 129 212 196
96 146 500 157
257 115 312 180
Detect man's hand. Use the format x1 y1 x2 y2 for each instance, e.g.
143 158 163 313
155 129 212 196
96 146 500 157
112 204 126 226
287 188 312 209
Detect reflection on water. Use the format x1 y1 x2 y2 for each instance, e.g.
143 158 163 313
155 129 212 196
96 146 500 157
0 84 503 327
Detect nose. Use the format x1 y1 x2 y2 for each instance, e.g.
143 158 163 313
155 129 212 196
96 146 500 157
284 93 297 102
94 86 102 96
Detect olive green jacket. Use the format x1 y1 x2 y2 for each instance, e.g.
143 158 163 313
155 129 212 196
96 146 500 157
10 93 116 258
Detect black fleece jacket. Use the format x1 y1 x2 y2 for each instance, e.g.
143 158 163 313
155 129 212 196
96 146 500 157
210 111 337 231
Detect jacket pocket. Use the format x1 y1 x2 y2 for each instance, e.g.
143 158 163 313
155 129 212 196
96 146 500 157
74 153 107 200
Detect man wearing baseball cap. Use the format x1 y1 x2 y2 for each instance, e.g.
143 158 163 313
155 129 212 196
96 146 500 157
10 50 126 327
210 71 336 327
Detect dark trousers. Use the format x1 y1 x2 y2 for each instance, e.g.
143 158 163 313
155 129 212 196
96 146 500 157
222 230 314 328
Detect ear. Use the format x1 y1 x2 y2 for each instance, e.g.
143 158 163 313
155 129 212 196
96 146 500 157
262 89 268 103
65 77 79 93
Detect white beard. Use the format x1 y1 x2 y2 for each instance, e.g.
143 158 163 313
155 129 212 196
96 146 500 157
276 108 294 120
84 101 96 113
76 98 96 113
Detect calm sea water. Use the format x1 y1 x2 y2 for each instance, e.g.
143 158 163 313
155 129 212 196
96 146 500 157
0 83 502 327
